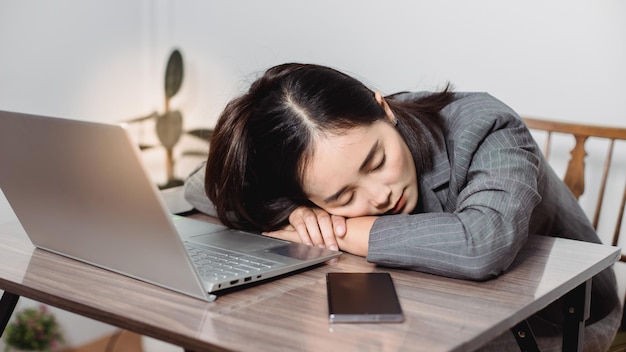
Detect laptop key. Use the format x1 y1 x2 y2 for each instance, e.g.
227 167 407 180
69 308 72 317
184 242 279 280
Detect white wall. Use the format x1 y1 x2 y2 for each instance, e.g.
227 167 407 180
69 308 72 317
1 0 625 349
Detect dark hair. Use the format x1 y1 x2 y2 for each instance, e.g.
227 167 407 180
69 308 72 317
205 63 454 231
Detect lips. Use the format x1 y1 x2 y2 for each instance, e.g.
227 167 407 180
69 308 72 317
390 194 407 214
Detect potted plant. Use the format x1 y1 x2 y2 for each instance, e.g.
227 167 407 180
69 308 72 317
124 49 213 189
3 305 63 352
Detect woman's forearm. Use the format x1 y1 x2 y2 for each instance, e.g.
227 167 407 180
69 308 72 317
336 216 377 256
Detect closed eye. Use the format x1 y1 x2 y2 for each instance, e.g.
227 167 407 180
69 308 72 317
370 154 386 172
340 192 355 207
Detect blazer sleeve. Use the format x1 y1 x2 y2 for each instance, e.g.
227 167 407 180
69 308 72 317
367 93 542 280
183 161 219 217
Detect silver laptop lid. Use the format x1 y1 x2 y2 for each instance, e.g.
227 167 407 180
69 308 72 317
0 110 210 301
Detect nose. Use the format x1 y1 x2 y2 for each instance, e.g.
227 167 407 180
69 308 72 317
367 182 392 209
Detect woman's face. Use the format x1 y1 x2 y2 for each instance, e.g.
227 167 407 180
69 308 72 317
302 118 419 218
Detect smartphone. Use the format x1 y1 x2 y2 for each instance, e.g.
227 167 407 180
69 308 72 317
326 272 404 323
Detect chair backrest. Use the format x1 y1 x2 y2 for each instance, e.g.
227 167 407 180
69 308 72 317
523 117 626 261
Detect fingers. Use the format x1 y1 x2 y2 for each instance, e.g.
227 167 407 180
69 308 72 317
262 228 300 243
315 209 338 251
331 215 347 238
291 207 324 246
288 206 341 251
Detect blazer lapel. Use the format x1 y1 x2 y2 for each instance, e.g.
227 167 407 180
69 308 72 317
417 130 451 213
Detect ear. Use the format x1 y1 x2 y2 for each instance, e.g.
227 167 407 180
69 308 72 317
374 91 396 124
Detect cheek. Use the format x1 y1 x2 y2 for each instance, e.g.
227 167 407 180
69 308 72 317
384 154 407 182
394 142 415 180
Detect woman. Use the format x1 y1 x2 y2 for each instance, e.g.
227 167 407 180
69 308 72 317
184 63 620 350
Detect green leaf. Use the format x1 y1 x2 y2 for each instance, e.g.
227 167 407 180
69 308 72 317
156 110 183 149
186 128 213 142
122 111 158 124
165 49 184 99
181 150 209 158
138 144 157 151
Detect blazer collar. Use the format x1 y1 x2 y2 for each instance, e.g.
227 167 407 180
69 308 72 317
416 125 451 213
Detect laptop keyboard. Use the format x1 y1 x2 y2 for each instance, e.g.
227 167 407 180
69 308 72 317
185 242 279 282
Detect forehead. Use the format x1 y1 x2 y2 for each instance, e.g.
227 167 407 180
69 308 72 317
302 122 383 199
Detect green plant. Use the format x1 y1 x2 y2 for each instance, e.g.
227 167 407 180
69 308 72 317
125 49 213 189
3 305 63 352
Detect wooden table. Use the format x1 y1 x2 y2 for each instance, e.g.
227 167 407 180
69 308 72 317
0 217 620 352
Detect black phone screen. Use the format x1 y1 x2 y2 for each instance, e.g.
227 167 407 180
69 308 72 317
326 272 404 323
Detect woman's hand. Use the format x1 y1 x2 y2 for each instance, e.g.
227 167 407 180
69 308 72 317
263 206 346 251
262 206 378 258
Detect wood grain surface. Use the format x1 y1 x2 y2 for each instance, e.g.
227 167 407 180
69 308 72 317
0 218 619 352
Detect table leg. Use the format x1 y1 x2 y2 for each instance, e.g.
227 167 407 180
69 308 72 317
562 279 591 352
0 291 20 336
511 319 540 352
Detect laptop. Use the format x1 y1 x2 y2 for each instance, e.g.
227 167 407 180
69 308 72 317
0 110 342 302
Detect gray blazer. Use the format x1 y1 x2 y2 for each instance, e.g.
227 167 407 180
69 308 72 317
368 92 617 324
184 92 618 324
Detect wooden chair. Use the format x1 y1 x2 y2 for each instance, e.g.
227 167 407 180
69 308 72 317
522 117 626 251
522 117 626 351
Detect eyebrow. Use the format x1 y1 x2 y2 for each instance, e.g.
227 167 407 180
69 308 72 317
322 140 380 204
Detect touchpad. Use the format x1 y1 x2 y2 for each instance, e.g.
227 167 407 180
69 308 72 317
266 243 331 260
190 229 286 252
